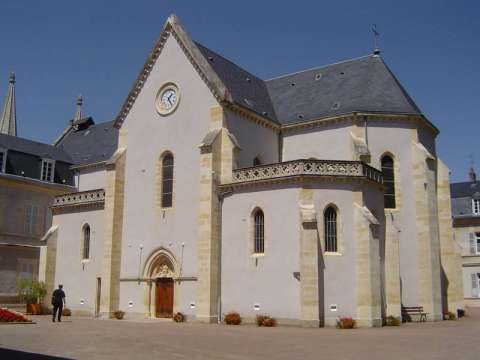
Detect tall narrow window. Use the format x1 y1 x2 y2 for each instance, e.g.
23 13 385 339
324 206 337 252
381 155 396 209
161 153 174 208
25 205 38 235
253 209 264 254
83 224 90 260
41 159 55 182
0 149 6 173
472 199 480 215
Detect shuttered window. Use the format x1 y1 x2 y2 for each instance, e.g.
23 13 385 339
161 154 174 208
324 206 337 252
471 273 480 297
25 205 38 235
381 155 396 209
253 209 264 254
468 233 480 255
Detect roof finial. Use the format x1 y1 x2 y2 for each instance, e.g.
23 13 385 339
74 95 83 122
0 72 17 136
372 24 380 55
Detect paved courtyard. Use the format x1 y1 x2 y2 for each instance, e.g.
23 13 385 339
1 308 480 360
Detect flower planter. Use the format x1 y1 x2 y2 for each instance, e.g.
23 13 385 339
26 303 42 315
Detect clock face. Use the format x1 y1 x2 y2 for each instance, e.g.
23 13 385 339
156 83 180 115
161 89 177 110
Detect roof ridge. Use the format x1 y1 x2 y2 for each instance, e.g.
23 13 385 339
264 54 373 82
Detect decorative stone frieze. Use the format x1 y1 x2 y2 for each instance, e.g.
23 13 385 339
52 189 105 209
229 160 383 185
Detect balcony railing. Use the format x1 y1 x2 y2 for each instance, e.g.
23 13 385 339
231 160 383 184
52 188 105 208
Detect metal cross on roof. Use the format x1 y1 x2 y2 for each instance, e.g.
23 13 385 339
372 24 380 55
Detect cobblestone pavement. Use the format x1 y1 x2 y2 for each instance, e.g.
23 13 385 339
1 308 479 360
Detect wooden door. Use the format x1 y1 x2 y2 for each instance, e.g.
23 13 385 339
156 278 174 318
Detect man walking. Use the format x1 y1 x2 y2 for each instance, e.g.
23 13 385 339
51 284 66 322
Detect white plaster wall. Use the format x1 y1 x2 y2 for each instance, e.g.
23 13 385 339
118 35 218 314
312 184 364 322
221 182 380 323
221 185 300 321
282 120 354 161
53 208 105 315
224 110 278 167
75 168 107 192
367 120 419 307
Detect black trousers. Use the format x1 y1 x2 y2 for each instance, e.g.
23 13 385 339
52 303 63 321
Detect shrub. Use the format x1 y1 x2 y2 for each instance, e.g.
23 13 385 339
17 279 46 304
173 312 185 322
224 312 241 325
62 308 72 316
336 317 356 329
262 317 277 327
443 311 456 320
385 315 401 326
256 314 277 327
256 315 266 327
113 310 125 320
457 309 465 318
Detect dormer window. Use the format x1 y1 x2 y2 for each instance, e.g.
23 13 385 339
473 199 480 215
41 159 55 182
0 149 6 173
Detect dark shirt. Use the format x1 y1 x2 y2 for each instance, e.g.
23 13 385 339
52 289 65 305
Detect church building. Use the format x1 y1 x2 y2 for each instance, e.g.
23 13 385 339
40 14 463 327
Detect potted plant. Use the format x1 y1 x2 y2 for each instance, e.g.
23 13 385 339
224 312 242 325
173 312 185 322
113 310 125 320
17 279 46 315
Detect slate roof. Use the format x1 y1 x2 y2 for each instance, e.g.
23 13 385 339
195 42 422 125
450 181 480 199
57 120 118 165
0 133 73 163
195 43 278 121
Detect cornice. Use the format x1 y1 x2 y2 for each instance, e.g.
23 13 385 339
70 161 107 171
51 188 105 214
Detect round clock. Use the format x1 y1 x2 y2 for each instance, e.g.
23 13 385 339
156 83 180 115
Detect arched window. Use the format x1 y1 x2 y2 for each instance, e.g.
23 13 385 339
253 209 264 254
161 153 174 208
253 156 261 166
324 206 337 252
83 224 90 260
381 155 396 209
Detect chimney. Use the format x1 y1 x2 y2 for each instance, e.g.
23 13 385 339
469 167 477 182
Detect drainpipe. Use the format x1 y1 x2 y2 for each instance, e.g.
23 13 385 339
217 189 233 324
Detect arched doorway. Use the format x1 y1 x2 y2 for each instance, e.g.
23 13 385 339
143 248 178 318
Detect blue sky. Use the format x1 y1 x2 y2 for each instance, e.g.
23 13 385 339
0 0 478 182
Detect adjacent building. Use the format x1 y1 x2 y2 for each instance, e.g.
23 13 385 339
0 74 75 301
451 169 480 306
